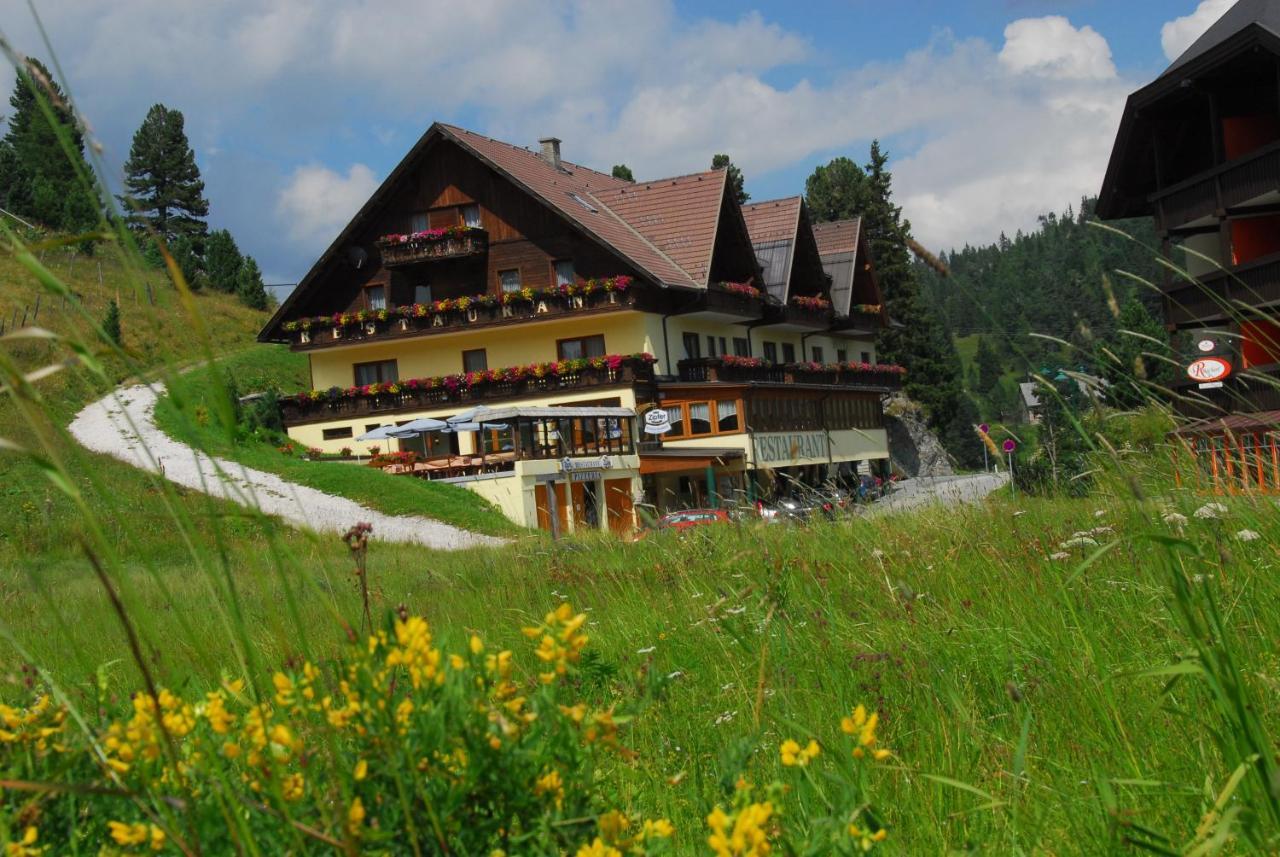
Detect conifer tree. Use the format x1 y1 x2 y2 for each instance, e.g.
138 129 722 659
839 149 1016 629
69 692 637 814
236 256 269 310
101 298 121 346
121 104 209 242
0 58 98 233
711 154 749 204
204 229 243 293
974 336 1003 393
805 143 963 434
610 164 634 182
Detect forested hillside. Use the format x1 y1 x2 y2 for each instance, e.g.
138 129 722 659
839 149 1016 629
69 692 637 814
916 199 1171 423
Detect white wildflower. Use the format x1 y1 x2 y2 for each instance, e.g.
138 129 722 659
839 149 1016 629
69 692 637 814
636 646 656 655
1094 509 1106 518
1236 529 1261 542
1012 510 1028 518
1162 512 1188 529
1049 551 1071 561
1194 502 1228 520
871 548 885 560
714 710 736 726
666 670 684 680
1059 536 1099 550
724 606 746 616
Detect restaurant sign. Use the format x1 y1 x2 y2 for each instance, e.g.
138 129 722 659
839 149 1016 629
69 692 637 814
1187 356 1231 386
561 455 614 473
755 431 828 464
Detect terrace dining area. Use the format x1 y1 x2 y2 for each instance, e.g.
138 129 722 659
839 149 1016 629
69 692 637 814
362 405 638 482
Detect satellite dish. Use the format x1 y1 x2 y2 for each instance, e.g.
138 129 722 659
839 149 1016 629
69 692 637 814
346 245 368 269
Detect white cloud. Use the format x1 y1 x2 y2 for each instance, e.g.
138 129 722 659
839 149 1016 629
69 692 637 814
0 1 1133 270
998 16 1116 80
276 163 378 248
1161 0 1234 61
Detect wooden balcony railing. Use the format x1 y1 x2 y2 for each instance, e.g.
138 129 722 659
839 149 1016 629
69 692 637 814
676 358 903 390
281 360 655 426
376 229 489 267
1155 142 1280 231
758 300 834 330
285 287 639 349
1166 252 1280 326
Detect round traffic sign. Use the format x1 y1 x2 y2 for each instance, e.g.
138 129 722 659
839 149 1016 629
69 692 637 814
1002 439 1017 453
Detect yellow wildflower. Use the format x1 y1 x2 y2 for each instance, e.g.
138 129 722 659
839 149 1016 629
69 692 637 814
780 738 820 767
282 772 305 802
642 818 675 839
108 821 148 846
470 635 484 655
354 759 368 781
707 802 774 857
841 705 890 760
535 769 565 809
576 839 621 857
849 824 888 851
5 825 40 857
348 797 366 834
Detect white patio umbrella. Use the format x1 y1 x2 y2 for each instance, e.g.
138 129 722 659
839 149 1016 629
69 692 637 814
356 424 401 441
387 416 449 437
445 406 507 432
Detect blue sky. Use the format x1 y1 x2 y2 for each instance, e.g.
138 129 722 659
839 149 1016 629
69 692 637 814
0 1 1235 291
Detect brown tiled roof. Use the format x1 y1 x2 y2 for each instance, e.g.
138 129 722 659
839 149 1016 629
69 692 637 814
591 171 727 286
813 218 861 257
741 196 802 244
439 125 698 288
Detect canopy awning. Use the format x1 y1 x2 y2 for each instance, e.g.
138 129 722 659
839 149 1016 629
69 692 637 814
638 446 744 475
1174 410 1280 436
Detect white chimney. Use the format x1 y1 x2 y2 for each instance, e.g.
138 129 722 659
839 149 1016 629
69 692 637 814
539 137 562 170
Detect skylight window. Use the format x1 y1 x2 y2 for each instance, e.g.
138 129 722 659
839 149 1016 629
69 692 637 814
568 192 598 213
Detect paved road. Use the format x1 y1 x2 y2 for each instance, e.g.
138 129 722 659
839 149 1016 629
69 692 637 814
869 472 1009 515
68 383 506 551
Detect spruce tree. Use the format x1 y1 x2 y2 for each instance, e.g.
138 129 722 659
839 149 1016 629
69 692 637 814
974 336 1003 393
101 298 121 345
121 104 209 242
710 154 749 204
236 256 269 310
0 58 98 233
610 164 634 182
204 229 243 293
805 143 963 433
940 394 986 470
170 234 204 291
1098 295 1172 408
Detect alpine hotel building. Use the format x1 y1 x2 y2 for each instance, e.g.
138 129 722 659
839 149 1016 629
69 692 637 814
260 124 901 533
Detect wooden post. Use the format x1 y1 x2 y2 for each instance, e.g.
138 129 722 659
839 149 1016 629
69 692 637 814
32 294 39 319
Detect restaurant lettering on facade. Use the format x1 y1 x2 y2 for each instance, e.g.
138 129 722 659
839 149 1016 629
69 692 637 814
755 432 828 464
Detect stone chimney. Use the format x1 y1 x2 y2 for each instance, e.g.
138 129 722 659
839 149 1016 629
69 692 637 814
538 137 562 170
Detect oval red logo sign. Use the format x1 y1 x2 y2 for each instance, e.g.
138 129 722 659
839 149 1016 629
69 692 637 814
1187 357 1231 382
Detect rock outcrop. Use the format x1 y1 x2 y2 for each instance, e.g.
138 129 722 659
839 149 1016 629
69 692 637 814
883 394 955 478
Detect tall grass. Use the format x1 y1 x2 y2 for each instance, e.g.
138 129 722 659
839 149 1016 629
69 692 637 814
0 21 1277 856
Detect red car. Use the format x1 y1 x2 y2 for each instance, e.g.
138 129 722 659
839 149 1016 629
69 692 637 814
657 509 731 532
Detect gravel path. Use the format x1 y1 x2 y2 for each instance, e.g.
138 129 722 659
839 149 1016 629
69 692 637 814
870 472 1009 514
68 384 506 551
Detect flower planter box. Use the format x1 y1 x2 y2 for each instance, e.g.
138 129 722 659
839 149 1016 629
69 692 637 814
377 229 489 267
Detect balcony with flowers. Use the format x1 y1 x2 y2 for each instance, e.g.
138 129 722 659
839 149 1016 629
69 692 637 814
676 355 905 390
678 280 768 322
280 353 658 426
279 276 639 349
758 294 835 331
376 225 489 267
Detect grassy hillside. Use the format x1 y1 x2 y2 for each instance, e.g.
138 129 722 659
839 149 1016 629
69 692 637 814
152 345 521 538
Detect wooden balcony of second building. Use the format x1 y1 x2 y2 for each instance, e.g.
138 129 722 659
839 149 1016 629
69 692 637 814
376 227 489 267
675 357 904 390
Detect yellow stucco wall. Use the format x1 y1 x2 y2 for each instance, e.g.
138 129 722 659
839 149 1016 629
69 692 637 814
308 312 657 390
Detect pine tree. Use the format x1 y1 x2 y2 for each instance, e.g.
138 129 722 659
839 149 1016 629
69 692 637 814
0 58 98 233
806 143 963 433
610 164 634 182
204 229 243 293
101 298 121 345
974 336 1003 393
940 394 986 470
121 104 209 242
170 234 204 291
1097 295 1172 408
236 256 269 310
710 154 748 204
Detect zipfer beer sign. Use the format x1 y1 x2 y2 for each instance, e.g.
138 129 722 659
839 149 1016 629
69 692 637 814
1186 356 1231 384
